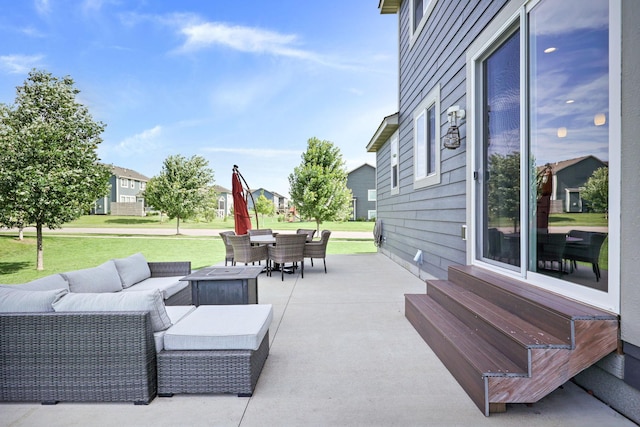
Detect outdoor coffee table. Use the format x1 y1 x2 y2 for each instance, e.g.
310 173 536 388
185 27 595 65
181 266 263 305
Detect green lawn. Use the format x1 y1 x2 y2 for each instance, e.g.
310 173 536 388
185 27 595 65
63 214 376 232
0 234 376 284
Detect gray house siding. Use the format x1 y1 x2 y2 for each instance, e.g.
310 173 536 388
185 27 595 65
347 164 376 220
373 0 640 420
379 0 508 279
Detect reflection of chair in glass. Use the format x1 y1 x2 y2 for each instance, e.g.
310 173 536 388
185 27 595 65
487 228 505 261
227 234 268 266
268 234 307 281
219 231 235 266
296 228 316 242
537 233 567 277
564 231 608 282
304 230 331 273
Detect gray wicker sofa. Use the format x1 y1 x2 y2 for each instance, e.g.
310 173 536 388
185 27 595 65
0 254 191 404
0 254 272 405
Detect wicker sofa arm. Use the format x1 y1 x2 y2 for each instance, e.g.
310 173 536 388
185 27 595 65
148 261 191 278
0 311 157 405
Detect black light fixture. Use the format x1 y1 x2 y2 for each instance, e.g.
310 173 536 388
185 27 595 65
443 106 465 150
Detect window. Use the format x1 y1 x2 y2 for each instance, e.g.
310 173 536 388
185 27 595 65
119 195 136 203
411 0 436 38
368 189 377 202
368 210 377 220
390 132 399 194
413 85 440 189
468 0 617 312
120 178 128 188
140 182 146 190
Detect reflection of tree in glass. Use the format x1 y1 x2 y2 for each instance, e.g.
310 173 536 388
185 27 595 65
487 152 520 232
581 167 608 215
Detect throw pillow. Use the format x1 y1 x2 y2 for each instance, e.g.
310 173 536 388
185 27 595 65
52 289 172 332
21 274 70 291
0 287 68 313
113 253 151 288
62 260 123 293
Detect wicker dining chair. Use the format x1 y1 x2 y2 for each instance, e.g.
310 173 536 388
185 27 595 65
219 231 236 266
267 233 307 281
296 228 316 242
227 234 268 266
304 230 331 273
248 228 273 236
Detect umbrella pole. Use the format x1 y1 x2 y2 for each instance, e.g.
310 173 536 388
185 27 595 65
233 165 259 230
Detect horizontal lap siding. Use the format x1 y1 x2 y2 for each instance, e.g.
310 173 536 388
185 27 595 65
377 0 509 279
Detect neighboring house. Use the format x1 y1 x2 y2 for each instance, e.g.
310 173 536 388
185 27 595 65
369 0 639 420
247 188 280 214
543 155 608 213
213 185 232 218
272 191 288 215
347 163 377 220
92 165 149 216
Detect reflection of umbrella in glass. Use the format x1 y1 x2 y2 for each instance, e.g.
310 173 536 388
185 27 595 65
232 165 256 235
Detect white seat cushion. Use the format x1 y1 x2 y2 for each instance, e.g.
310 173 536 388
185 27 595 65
121 277 188 299
154 305 197 352
164 304 273 351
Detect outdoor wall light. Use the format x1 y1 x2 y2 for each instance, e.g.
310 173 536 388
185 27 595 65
443 106 465 150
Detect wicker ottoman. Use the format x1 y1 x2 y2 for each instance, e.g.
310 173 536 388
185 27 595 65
157 304 272 397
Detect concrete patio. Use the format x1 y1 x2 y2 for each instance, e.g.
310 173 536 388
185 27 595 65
1 253 633 426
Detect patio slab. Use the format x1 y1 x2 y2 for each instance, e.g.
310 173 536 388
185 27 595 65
0 253 634 427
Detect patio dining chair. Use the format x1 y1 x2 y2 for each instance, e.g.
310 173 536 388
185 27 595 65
219 231 235 266
296 228 316 242
227 234 268 267
267 233 307 281
304 230 331 273
249 228 273 236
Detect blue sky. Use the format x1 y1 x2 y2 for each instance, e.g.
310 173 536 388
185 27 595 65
0 0 398 195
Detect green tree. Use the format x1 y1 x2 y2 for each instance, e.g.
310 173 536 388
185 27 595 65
581 167 608 215
487 152 520 232
254 190 275 221
288 137 352 232
144 154 215 234
0 69 110 270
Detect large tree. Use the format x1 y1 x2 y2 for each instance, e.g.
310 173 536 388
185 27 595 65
0 69 110 270
144 154 215 234
288 137 352 232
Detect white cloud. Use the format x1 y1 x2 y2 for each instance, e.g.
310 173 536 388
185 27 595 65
34 0 51 16
114 125 163 153
0 54 44 74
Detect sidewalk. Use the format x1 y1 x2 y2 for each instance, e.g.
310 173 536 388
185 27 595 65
7 227 373 239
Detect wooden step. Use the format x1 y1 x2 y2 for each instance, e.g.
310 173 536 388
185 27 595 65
427 280 568 374
405 265 619 416
406 293 526 415
447 265 617 346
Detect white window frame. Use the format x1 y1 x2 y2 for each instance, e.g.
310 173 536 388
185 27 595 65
368 189 377 202
120 178 128 188
410 0 437 46
465 0 620 313
413 84 441 189
140 182 146 190
390 131 400 195
367 210 377 220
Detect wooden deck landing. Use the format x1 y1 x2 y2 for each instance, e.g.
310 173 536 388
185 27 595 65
405 265 618 416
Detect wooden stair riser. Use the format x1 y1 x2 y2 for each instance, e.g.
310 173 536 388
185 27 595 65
427 281 531 373
447 267 573 345
405 296 490 415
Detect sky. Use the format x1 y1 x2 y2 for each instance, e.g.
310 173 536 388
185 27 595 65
0 0 398 196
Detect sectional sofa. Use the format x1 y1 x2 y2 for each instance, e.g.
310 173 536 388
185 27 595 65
0 253 272 405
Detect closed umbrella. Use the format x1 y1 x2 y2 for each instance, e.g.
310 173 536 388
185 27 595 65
232 165 253 235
